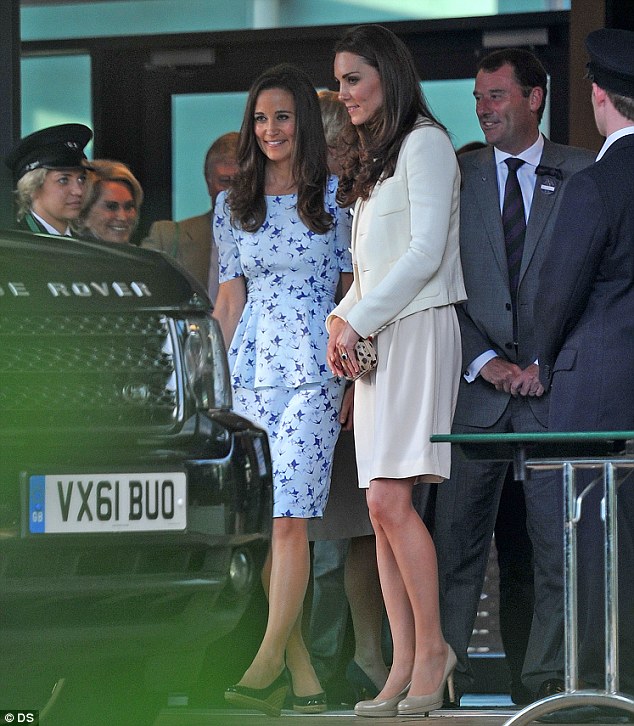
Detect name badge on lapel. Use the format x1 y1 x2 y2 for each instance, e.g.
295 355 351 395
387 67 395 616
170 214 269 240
536 165 563 195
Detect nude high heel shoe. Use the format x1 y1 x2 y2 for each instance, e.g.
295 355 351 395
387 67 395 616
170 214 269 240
354 682 411 718
397 645 457 717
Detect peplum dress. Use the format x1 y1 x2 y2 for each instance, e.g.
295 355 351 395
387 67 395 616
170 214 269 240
214 176 352 518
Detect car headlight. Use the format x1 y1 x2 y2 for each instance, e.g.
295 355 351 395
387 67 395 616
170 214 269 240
183 315 232 411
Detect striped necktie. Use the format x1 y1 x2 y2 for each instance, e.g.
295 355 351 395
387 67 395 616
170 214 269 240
502 157 526 300
502 157 526 345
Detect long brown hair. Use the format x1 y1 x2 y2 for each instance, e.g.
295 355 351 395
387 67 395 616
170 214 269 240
334 24 444 206
228 63 332 234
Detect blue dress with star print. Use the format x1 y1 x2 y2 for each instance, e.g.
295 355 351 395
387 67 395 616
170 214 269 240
214 176 352 518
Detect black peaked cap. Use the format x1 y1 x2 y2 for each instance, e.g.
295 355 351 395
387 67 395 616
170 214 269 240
5 123 93 180
586 27 634 98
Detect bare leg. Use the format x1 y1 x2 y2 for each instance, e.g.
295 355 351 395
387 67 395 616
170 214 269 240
239 516 321 696
345 534 388 690
285 609 322 697
367 478 449 699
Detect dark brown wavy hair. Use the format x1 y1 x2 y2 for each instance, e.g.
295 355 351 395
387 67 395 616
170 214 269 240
334 24 445 206
227 63 332 234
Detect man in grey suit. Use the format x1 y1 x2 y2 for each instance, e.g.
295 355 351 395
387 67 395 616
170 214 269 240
142 132 238 302
433 48 594 705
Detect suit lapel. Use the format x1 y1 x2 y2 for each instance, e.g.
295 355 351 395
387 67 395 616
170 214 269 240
520 140 565 279
472 150 509 279
350 199 363 300
469 140 581 292
350 199 362 254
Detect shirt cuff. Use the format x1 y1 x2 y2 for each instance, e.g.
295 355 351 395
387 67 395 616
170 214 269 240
464 350 498 382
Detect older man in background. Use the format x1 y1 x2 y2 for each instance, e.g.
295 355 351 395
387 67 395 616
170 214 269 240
142 131 238 301
432 47 594 707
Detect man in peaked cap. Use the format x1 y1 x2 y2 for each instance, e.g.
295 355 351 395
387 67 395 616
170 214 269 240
535 27 634 724
4 123 92 235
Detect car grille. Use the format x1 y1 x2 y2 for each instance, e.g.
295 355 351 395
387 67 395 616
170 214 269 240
0 313 180 430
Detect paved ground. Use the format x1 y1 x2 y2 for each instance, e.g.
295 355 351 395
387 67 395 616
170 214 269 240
154 705 516 725
153 696 634 725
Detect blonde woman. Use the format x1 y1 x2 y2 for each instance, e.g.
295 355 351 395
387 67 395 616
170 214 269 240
74 160 143 244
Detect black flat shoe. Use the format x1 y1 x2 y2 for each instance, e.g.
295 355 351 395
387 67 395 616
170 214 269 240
537 678 566 699
224 669 289 717
512 682 534 706
346 659 381 700
292 690 327 713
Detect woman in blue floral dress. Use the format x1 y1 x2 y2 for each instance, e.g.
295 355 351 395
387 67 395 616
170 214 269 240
213 64 352 716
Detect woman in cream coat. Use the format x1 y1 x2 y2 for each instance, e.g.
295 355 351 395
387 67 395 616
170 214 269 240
327 24 466 718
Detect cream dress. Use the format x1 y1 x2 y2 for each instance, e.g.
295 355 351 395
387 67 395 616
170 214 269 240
352 194 462 489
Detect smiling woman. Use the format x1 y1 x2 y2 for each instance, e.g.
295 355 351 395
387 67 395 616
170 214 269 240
73 159 144 244
214 63 352 717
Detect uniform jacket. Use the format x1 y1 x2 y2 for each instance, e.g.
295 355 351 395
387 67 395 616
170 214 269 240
16 212 58 235
329 121 466 339
141 211 217 299
536 133 634 431
454 138 594 428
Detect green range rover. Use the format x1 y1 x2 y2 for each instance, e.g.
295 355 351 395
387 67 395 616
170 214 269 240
0 229 272 724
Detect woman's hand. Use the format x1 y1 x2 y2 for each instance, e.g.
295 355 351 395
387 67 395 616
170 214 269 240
327 317 361 379
327 316 347 377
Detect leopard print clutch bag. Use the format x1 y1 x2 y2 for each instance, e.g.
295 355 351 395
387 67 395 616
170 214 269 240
345 337 378 381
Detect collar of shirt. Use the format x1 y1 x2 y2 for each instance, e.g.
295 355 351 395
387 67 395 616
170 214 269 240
596 125 634 161
494 133 544 216
31 209 72 236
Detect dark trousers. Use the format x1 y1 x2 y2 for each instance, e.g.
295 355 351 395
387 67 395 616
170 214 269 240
574 471 634 694
496 469 535 693
434 397 564 694
416 470 534 694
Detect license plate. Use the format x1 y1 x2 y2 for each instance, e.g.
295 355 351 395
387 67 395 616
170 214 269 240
28 472 187 534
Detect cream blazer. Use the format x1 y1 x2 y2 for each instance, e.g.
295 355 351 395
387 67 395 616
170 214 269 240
327 121 466 339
